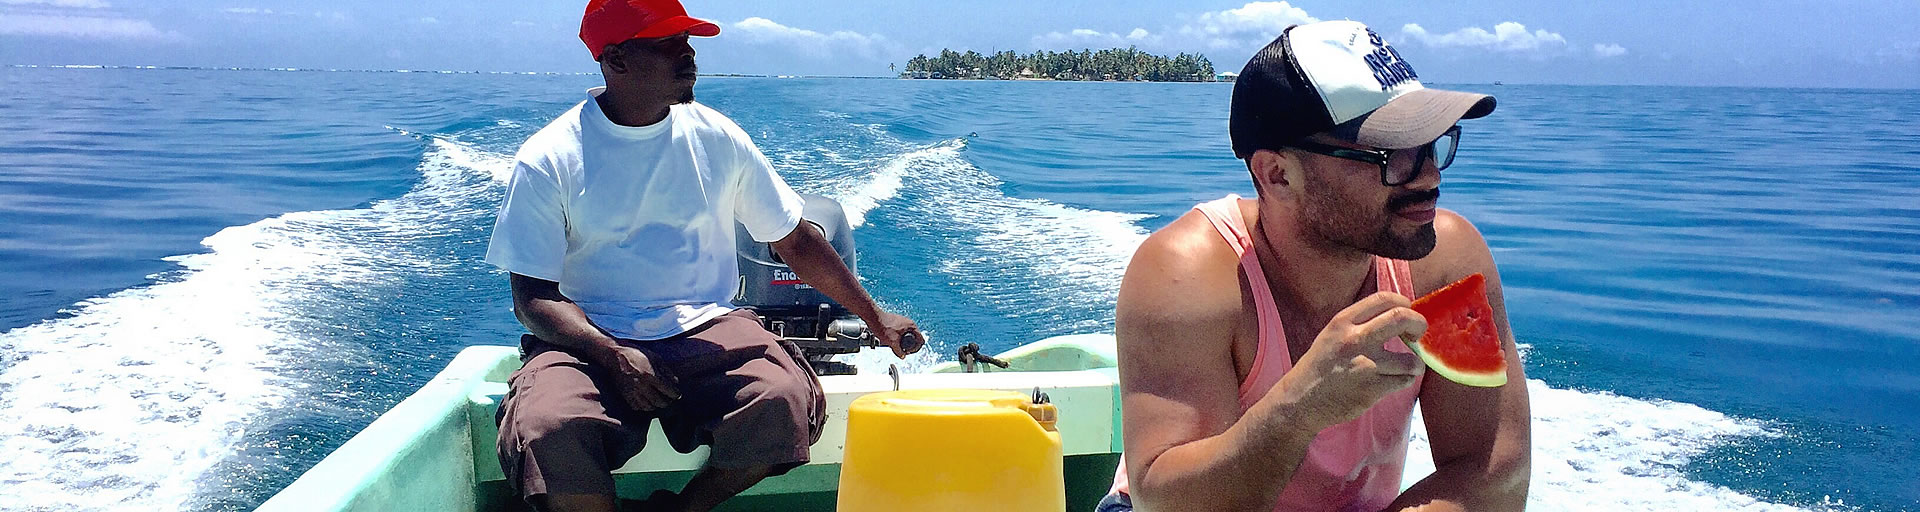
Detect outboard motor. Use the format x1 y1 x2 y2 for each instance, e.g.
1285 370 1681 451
734 193 882 375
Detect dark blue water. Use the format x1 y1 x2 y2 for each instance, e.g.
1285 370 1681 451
1 67 1915 511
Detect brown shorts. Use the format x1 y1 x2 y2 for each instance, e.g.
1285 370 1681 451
494 309 827 499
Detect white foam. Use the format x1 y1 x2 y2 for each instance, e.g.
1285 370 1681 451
0 138 511 510
441 136 515 184
835 344 945 376
905 140 1149 332
801 138 1150 335
822 147 910 228
777 133 906 229
1402 379 1822 511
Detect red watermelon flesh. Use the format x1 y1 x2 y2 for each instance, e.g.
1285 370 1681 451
1406 273 1508 387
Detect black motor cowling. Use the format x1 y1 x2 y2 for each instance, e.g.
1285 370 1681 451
733 193 878 375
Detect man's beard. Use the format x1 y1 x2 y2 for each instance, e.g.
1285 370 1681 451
1302 184 1439 261
675 61 697 104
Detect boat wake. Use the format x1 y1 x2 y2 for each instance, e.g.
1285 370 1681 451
806 137 1149 337
0 137 509 511
1407 378 1837 511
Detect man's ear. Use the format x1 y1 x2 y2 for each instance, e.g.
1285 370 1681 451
1247 149 1295 191
599 46 627 74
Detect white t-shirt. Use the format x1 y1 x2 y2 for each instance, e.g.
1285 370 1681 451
485 87 804 340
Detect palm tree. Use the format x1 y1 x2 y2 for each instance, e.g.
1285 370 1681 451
899 47 1218 82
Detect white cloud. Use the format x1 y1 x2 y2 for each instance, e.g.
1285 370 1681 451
1400 22 1568 55
1177 1 1318 50
1022 3 1608 67
0 13 179 40
220 8 346 22
416 17 438 24
1875 41 1920 62
1029 1 1317 54
729 16 902 61
1031 27 1158 49
0 0 109 8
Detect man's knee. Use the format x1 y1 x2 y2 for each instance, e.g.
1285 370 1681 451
737 370 813 418
536 492 618 512
500 356 617 448
516 413 612 450
756 367 814 399
497 402 626 501
500 379 622 465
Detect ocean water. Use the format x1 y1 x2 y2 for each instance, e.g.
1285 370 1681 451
0 66 1916 511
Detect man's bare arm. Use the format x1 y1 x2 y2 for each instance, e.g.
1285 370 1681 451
510 273 624 364
509 273 680 410
1390 211 1532 511
1120 213 1316 511
767 222 922 356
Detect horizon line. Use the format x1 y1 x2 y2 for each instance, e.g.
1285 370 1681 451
6 64 1916 91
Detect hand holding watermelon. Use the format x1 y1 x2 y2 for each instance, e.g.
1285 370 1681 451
1273 291 1429 430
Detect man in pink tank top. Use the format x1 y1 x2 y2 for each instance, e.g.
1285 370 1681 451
1107 21 1532 511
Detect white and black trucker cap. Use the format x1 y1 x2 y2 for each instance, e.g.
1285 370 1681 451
1230 20 1496 157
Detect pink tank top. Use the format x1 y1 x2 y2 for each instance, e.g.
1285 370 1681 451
1112 195 1423 512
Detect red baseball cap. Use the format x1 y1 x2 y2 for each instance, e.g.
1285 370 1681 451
580 0 721 60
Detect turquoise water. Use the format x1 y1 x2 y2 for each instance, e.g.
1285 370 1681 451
0 67 1916 511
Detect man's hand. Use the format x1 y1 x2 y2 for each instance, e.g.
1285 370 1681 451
866 311 924 358
513 273 680 411
603 345 680 412
1273 291 1428 430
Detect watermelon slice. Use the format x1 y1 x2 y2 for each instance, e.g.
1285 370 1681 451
1405 273 1508 387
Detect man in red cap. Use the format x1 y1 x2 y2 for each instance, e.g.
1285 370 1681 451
485 1 924 511
1106 20 1531 511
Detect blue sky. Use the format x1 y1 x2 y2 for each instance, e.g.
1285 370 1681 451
2 0 1916 88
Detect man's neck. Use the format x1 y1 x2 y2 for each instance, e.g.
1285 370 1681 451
594 87 673 127
1246 201 1377 318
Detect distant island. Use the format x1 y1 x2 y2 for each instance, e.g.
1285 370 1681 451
899 48 1222 82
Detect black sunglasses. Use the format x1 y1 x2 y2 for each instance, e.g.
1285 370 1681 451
1284 126 1461 186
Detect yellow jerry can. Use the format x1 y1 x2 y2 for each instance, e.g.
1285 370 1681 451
837 388 1063 511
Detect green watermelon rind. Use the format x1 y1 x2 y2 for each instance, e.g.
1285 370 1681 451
1404 338 1508 388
